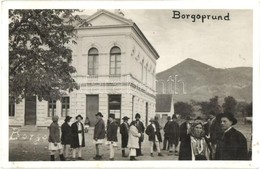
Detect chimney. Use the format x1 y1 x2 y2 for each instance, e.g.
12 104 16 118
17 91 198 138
114 9 124 17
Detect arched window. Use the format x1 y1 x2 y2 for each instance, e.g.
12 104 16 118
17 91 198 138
88 48 98 75
110 46 121 75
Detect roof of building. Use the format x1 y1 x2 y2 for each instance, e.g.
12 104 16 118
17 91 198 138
156 94 173 112
77 9 160 60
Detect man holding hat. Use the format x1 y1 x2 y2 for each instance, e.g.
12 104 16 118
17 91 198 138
120 116 130 157
106 113 119 160
71 114 85 160
93 112 105 160
145 117 163 157
61 116 72 160
134 113 145 156
215 112 248 160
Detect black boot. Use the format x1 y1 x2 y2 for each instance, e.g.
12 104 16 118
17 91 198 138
122 150 127 157
59 154 66 161
50 155 55 161
130 156 135 161
93 155 102 160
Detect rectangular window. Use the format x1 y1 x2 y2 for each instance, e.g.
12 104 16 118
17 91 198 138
61 97 70 117
9 96 15 116
48 100 56 117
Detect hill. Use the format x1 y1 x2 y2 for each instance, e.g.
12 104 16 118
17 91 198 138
156 58 252 102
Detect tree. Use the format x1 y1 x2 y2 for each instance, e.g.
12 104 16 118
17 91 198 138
222 96 237 114
174 101 193 118
9 10 85 103
236 101 249 117
196 96 222 116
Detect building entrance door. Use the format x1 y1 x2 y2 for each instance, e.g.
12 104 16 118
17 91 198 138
108 95 121 124
25 96 37 125
86 95 99 127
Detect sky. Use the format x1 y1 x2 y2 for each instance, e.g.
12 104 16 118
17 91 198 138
82 9 253 73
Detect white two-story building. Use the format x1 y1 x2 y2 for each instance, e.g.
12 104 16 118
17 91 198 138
9 10 160 127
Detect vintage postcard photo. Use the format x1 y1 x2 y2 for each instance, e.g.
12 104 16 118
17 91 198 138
1 1 260 169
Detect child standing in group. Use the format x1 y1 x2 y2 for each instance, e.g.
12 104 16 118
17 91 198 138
106 114 119 160
48 115 65 161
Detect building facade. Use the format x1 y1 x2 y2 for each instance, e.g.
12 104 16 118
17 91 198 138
9 10 159 127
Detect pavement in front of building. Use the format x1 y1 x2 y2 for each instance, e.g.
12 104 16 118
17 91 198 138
9 127 179 161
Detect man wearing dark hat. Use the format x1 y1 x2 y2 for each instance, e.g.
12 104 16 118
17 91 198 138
120 116 130 157
71 115 85 160
168 114 180 155
106 114 119 160
163 116 172 151
61 116 72 160
145 118 163 157
134 113 145 156
215 112 248 160
93 112 105 160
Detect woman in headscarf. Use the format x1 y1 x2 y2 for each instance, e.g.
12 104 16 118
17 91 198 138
179 121 211 160
48 115 65 161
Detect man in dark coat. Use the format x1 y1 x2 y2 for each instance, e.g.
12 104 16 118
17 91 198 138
71 114 85 160
215 112 248 160
106 114 119 160
93 112 105 160
205 111 223 159
134 113 145 156
163 116 172 150
120 116 130 157
180 116 192 142
168 114 180 155
61 116 72 159
145 118 163 157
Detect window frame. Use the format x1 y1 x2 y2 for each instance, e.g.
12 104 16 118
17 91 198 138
110 46 121 75
88 48 99 75
61 96 70 117
48 100 57 117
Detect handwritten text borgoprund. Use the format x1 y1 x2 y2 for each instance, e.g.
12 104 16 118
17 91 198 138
172 10 230 23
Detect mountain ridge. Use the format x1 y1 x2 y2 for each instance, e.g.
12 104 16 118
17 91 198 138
156 58 252 102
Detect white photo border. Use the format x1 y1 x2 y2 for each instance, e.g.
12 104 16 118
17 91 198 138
1 0 260 168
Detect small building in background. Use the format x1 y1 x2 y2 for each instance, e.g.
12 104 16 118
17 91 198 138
155 94 175 118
